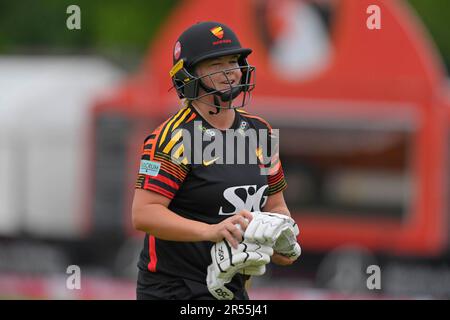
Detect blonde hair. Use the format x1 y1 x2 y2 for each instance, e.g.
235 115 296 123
181 98 192 109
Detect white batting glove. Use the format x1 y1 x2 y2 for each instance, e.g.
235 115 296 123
239 264 267 276
245 211 301 261
244 211 296 245
207 239 273 300
273 225 301 261
238 243 274 276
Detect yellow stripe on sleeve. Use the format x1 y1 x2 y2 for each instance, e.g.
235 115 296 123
159 108 186 147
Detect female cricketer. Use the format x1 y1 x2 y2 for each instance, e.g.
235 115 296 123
132 21 294 300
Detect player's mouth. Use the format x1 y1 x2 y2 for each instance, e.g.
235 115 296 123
220 79 236 85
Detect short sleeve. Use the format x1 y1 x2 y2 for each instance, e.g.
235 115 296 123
267 160 288 195
258 121 288 196
135 122 190 200
267 132 288 195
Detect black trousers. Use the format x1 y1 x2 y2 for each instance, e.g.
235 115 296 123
136 270 249 300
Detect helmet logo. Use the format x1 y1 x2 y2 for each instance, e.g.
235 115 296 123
174 41 181 60
210 26 224 39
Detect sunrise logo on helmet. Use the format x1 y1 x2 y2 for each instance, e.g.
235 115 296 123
210 26 231 45
210 26 224 39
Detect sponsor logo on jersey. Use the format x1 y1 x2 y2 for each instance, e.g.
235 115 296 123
197 124 216 137
236 120 248 136
219 185 268 215
139 160 161 176
239 121 248 131
203 157 220 166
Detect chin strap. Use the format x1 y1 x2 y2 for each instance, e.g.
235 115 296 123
209 96 221 115
209 108 221 115
199 80 242 115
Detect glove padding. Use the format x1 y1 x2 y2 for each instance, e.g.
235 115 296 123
207 239 273 300
239 264 267 276
245 211 301 261
273 226 301 261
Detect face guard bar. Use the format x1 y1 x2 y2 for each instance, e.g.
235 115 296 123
170 62 256 110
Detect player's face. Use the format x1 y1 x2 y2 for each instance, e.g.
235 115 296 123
195 54 242 93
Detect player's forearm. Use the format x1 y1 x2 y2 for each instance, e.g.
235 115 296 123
263 192 291 217
271 206 291 217
132 204 210 242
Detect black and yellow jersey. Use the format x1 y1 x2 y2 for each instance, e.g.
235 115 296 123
135 104 287 297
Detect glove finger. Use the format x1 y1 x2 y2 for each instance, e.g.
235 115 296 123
277 242 302 261
292 242 302 260
242 242 264 254
244 219 260 242
254 222 269 244
246 251 271 266
264 224 285 244
292 223 300 236
285 243 301 261
244 241 273 256
231 242 246 255
230 252 250 266
257 244 274 257
222 251 268 279
240 264 266 276
244 220 258 241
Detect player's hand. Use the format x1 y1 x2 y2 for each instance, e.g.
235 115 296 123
205 209 253 249
271 252 295 266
